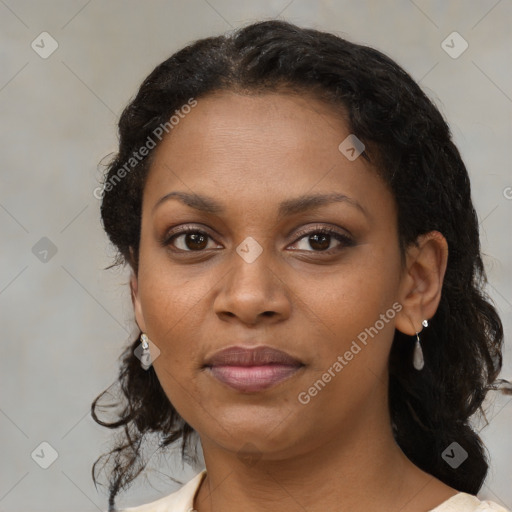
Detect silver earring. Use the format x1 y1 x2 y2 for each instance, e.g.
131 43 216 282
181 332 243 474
413 319 428 371
140 333 151 370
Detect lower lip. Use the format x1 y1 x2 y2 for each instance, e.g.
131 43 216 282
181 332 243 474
207 364 302 392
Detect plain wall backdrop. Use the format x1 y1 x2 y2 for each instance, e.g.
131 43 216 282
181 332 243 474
1 1 511 510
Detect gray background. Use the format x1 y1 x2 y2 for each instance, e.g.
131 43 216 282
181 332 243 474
1 1 511 511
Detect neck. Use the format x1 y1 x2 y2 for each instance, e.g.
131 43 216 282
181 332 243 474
193 388 452 512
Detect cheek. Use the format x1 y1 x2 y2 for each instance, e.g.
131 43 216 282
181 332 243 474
304 248 401 374
137 263 207 418
137 255 208 367
298 274 399 418
138 234 206 323
314 252 399 330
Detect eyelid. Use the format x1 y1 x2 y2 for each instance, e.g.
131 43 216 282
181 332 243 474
291 223 353 242
289 225 355 252
159 223 217 246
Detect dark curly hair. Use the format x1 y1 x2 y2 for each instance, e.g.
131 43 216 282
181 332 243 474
91 19 509 511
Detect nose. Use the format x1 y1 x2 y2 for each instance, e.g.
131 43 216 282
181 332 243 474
213 245 291 326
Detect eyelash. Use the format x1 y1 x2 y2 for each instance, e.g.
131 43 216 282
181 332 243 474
161 225 355 254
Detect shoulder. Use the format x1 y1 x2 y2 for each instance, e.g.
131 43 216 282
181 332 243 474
429 492 510 512
118 470 207 512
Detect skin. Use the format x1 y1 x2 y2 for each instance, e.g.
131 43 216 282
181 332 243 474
130 91 455 512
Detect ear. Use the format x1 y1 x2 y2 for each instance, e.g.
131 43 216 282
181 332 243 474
395 231 448 335
130 268 147 334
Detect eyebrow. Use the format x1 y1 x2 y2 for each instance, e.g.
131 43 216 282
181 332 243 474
152 191 367 219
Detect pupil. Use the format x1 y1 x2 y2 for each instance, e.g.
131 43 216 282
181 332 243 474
310 233 330 251
187 233 207 250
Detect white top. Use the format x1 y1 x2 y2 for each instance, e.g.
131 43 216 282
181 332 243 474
120 470 510 512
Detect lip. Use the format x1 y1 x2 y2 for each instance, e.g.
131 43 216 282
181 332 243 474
203 345 304 392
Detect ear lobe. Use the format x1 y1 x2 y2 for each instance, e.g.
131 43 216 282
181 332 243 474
130 272 146 333
395 231 448 336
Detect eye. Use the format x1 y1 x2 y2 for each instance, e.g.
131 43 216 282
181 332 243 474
163 227 221 252
290 227 354 253
161 225 355 254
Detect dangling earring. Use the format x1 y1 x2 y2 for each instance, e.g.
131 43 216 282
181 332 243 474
135 332 161 370
413 319 428 371
140 333 151 370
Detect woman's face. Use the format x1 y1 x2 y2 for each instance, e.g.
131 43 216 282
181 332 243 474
132 90 409 460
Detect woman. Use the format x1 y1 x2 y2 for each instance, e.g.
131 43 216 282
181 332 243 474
92 20 511 512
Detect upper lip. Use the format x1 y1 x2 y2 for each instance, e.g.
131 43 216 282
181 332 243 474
203 345 303 367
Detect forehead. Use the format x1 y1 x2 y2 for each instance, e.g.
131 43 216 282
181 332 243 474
156 90 347 152
143 91 392 220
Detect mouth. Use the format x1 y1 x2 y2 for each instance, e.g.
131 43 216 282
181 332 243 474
203 345 304 393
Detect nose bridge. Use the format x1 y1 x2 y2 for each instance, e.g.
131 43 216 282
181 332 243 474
229 234 275 297
214 234 289 323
